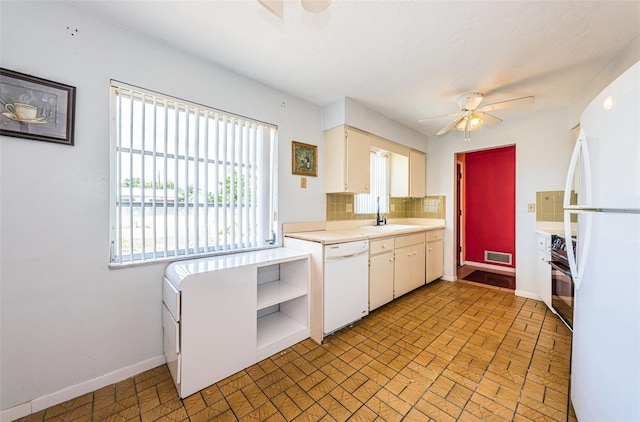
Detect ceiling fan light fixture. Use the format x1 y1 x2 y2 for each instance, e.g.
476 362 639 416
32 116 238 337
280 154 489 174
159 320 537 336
455 114 483 131
301 0 332 13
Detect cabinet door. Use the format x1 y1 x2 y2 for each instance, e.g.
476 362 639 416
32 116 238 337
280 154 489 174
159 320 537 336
369 251 394 311
345 128 371 193
394 243 426 297
426 239 444 283
409 150 426 198
537 254 553 310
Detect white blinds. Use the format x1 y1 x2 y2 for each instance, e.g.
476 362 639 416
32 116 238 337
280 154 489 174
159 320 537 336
355 151 389 214
110 83 277 264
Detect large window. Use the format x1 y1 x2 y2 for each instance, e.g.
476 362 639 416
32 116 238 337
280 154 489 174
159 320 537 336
110 83 277 265
355 149 389 214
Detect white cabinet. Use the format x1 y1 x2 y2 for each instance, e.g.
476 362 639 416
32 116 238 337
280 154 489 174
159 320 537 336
162 248 310 398
536 232 553 310
389 150 426 198
324 126 370 193
394 232 426 297
369 237 395 311
409 150 426 198
426 229 444 283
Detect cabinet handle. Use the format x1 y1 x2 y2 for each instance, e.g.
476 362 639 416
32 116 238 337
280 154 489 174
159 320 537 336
428 247 432 251
381 244 386 249
389 258 394 262
413 251 417 255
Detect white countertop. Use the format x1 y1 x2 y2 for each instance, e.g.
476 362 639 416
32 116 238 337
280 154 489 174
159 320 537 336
164 247 310 289
285 224 445 245
536 222 577 237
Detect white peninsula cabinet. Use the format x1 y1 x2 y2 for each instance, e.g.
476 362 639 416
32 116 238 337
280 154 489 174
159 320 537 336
324 126 371 193
162 248 310 398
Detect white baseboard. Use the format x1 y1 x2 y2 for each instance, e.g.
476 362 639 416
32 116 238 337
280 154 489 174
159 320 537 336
463 261 516 273
1 355 166 422
515 289 541 301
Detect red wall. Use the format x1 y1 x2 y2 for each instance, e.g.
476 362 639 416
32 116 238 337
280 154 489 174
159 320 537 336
464 146 516 268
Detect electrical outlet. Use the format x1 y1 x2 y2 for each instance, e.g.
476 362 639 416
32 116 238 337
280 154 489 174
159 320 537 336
346 203 353 212
390 204 396 212
300 177 307 189
528 203 535 212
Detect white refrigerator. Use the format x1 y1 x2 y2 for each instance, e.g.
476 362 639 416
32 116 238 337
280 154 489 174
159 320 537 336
563 60 640 421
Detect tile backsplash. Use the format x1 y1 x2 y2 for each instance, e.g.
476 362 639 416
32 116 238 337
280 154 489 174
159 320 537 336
536 190 577 222
326 193 446 221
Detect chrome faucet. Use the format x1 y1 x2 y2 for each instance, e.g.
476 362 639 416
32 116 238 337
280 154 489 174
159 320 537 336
376 196 387 226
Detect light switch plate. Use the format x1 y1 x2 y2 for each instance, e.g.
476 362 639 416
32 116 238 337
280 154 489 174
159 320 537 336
300 177 307 189
528 203 535 212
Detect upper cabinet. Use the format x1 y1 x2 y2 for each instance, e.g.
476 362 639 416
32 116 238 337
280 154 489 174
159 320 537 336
324 125 426 197
390 149 426 198
409 150 426 198
325 126 370 193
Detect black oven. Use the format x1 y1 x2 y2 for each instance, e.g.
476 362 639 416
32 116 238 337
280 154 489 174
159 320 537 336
549 234 574 330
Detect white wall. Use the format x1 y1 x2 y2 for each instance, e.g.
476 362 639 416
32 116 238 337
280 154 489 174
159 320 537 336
0 1 325 411
322 97 428 152
426 108 575 297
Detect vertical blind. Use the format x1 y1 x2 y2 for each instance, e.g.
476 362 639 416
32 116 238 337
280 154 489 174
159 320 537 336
355 150 389 214
110 83 277 264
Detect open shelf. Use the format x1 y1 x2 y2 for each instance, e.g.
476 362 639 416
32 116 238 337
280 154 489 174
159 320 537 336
257 280 307 311
257 311 307 350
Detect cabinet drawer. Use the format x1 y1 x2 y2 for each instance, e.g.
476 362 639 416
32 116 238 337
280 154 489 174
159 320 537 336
163 277 181 322
370 237 394 255
162 304 181 383
394 232 425 249
426 229 443 242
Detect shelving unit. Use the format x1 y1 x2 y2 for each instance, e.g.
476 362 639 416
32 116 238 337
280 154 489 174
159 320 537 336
256 258 309 359
162 248 310 398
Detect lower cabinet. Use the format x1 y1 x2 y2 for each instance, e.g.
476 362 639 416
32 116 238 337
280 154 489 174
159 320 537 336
369 237 395 311
536 232 553 310
162 248 310 398
394 232 426 298
426 229 444 283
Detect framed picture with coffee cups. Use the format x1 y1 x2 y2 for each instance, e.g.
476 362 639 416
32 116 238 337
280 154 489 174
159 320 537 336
0 68 76 146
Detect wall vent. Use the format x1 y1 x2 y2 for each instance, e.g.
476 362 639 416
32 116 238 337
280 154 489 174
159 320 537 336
484 250 512 265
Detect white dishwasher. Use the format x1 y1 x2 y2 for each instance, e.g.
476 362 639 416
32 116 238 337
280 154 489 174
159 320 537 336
324 239 369 335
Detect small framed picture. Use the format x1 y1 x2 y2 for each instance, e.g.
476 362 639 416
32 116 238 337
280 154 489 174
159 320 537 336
0 68 76 146
292 141 318 177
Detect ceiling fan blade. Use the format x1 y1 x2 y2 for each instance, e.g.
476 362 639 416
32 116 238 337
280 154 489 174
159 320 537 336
436 118 463 135
419 111 464 123
478 96 535 113
258 0 283 17
480 112 502 126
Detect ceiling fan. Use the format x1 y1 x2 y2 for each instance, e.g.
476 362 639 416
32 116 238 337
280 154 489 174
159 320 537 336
420 92 535 141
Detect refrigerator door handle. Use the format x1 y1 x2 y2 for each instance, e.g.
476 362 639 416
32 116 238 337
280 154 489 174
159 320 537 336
563 129 592 208
564 130 593 291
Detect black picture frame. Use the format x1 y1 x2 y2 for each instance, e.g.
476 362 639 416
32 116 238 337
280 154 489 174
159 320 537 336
0 68 76 146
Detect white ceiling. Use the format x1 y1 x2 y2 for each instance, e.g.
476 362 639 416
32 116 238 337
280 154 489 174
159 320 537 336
71 0 640 136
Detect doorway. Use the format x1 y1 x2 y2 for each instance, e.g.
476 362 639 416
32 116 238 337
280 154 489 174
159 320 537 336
456 145 516 290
